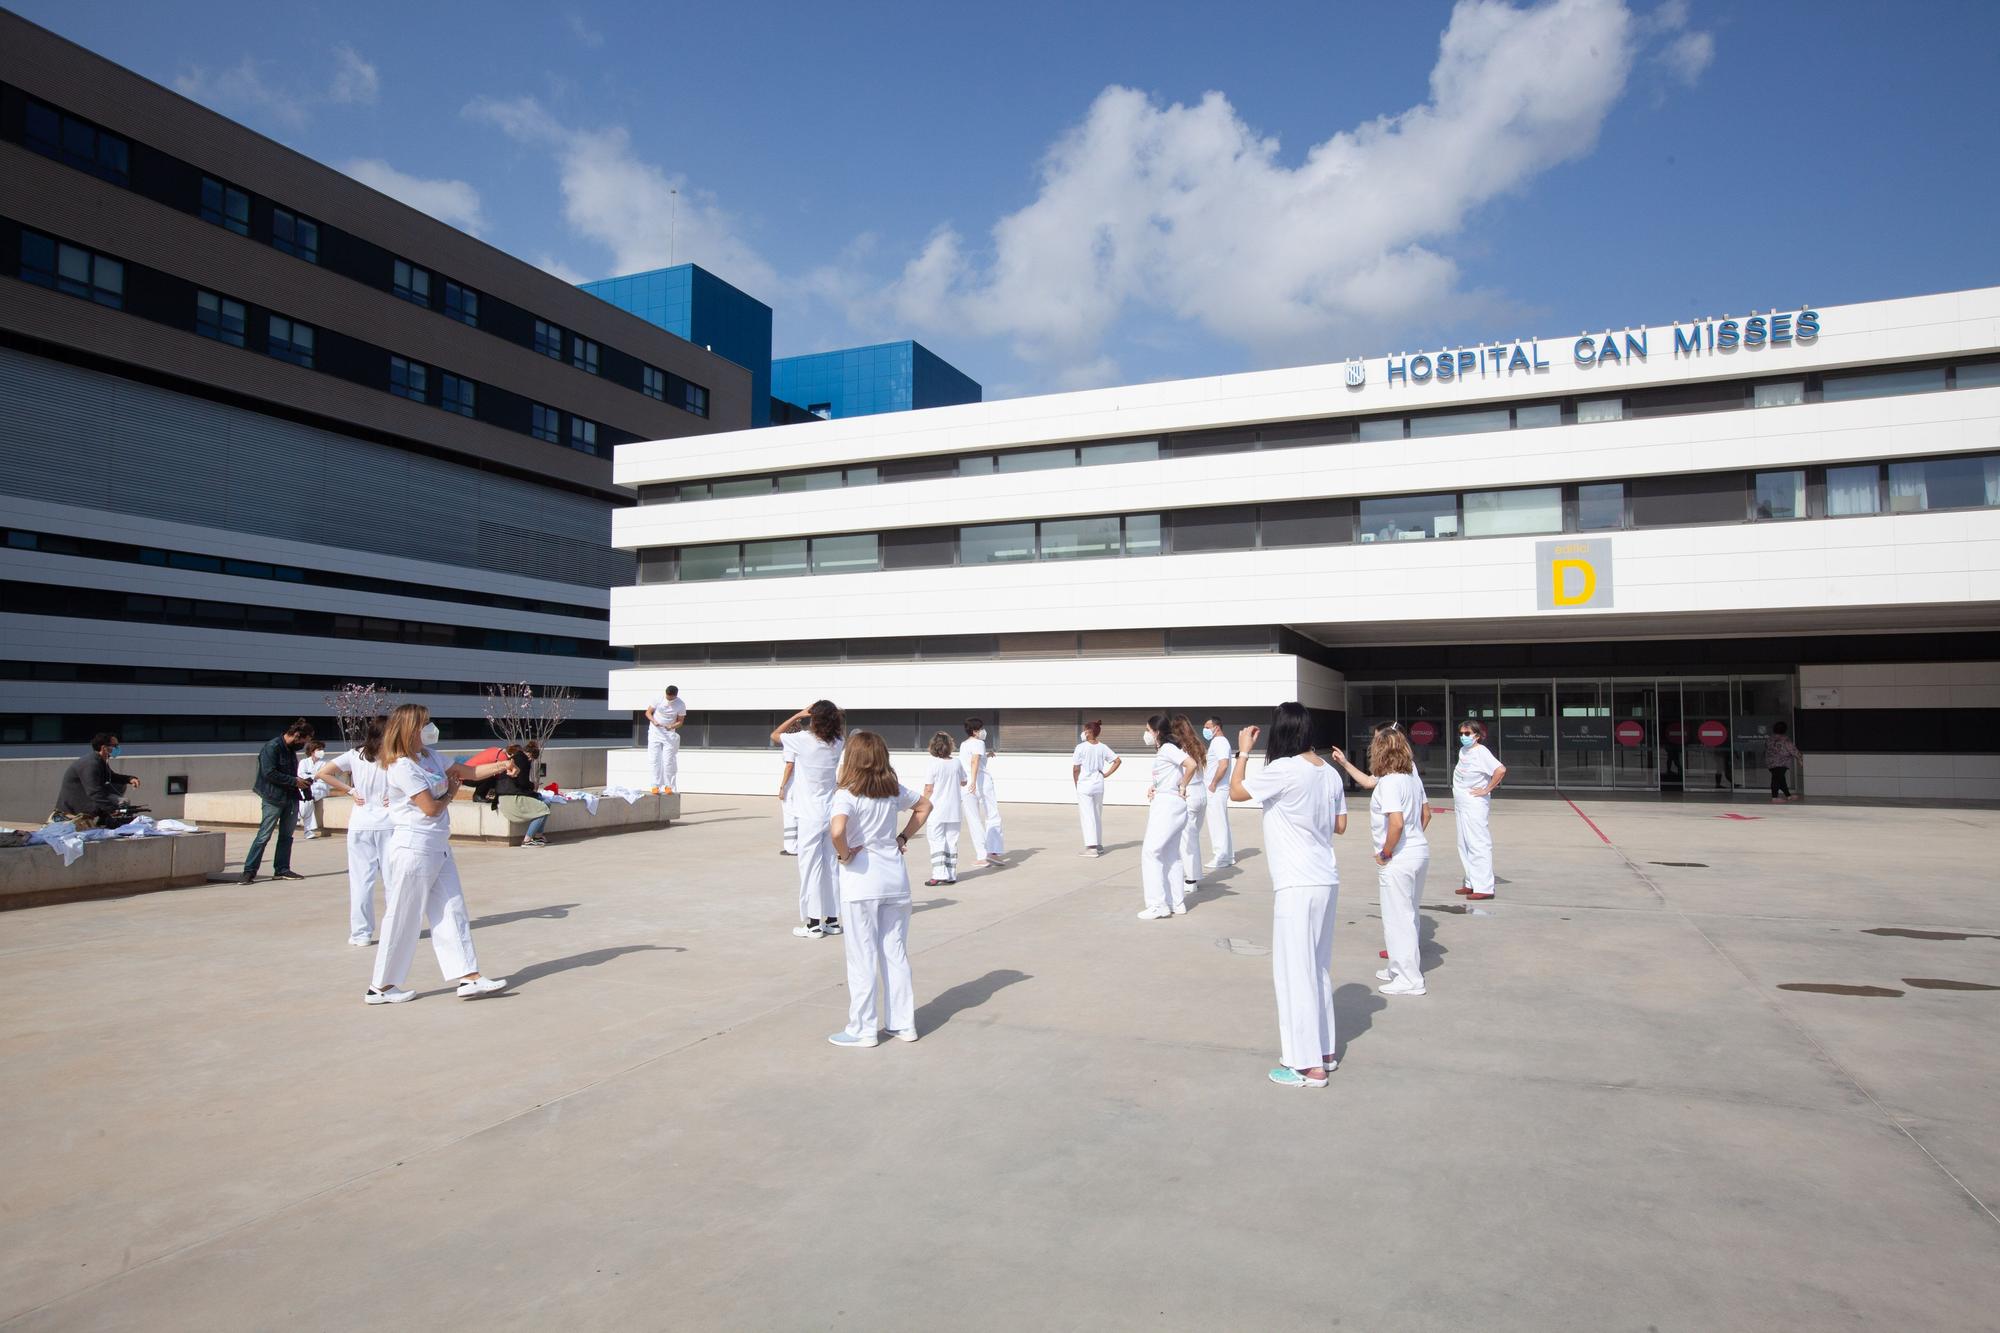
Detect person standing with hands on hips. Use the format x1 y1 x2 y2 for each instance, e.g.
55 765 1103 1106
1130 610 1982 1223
773 701 845 938
960 717 1007 868
1201 716 1235 870
826 731 933 1048
1071 720 1120 858
1332 725 1432 996
921 732 965 886
1452 721 1505 900
1137 713 1200 920
646 684 687 794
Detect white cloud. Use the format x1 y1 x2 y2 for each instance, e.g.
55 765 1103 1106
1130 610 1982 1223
175 44 383 128
566 13 606 48
341 158 488 235
464 96 777 295
1660 29 1715 85
536 253 589 284
329 45 380 105
877 0 1644 381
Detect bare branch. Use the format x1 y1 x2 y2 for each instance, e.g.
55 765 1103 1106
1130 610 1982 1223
322 683 398 747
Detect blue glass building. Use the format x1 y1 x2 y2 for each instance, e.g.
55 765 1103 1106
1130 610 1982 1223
771 340 981 420
578 265 773 427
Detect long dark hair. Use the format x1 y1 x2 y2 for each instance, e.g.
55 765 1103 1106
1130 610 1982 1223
808 699 843 743
1263 702 1314 763
1166 713 1202 756
1146 714 1174 748
359 716 388 764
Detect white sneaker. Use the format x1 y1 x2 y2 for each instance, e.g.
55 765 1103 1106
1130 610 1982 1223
793 924 825 938
1136 906 1171 920
349 936 374 947
457 976 509 998
1378 977 1426 996
822 920 844 936
828 1031 879 1048
888 1029 919 1043
364 986 414 1005
1170 904 1188 916
1085 848 1101 858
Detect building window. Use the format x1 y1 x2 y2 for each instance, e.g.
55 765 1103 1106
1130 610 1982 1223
1576 397 1624 424
1628 472 1746 528
742 539 809 578
1168 505 1258 554
1823 365 1947 402
392 260 431 306
1888 455 2000 512
1753 380 1805 408
685 383 709 417
1123 514 1164 556
1358 417 1404 442
442 373 477 418
882 527 958 570
1576 482 1625 531
534 320 564 359
1359 494 1457 542
679 543 742 581
710 476 773 500
1038 514 1122 561
271 208 319 263
806 533 881 574
1958 361 2000 390
1081 440 1160 466
199 177 250 236
1259 500 1349 548
389 355 428 401
996 446 1076 473
1753 470 1806 520
1826 465 1882 517
1409 408 1510 439
531 404 561 444
194 291 246 348
960 523 1038 564
571 337 600 375
25 100 129 184
570 417 599 456
267 315 315 367
642 366 666 401
1514 403 1562 430
19 231 123 308
444 281 479 327
1463 487 1562 538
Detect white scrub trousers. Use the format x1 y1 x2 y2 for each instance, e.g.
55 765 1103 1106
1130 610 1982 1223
648 730 681 790
373 841 478 990
1378 848 1430 988
924 820 960 883
1076 778 1105 848
1456 794 1494 892
795 801 839 922
1272 881 1339 1070
1204 786 1235 867
840 898 915 1038
346 827 390 944
1140 794 1190 913
1180 785 1207 886
781 786 798 854
965 786 1004 860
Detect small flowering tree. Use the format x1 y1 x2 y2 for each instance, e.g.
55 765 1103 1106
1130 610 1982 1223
325 683 399 747
483 681 574 749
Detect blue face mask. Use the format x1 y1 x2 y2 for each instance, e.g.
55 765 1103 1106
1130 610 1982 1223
1201 727 1215 741
109 746 121 758
1459 734 1476 749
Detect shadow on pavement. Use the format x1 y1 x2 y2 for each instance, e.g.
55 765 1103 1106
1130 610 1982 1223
467 903 580 930
915 968 1031 1033
1333 982 1388 1062
506 943 685 990
911 898 957 914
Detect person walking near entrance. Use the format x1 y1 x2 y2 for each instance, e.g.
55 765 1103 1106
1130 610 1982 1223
1452 721 1505 901
1765 721 1802 803
241 719 315 883
1071 720 1120 857
773 701 844 937
1229 703 1347 1089
1137 714 1199 920
1201 716 1235 869
1332 726 1432 996
646 684 686 793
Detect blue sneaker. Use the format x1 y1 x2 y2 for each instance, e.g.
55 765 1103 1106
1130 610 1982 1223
827 1031 880 1049
1268 1067 1326 1089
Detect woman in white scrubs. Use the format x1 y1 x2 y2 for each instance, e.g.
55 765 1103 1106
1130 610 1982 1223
959 717 1007 868
772 701 845 938
315 716 392 946
1333 726 1431 997
777 716 806 856
922 732 965 886
366 704 508 1004
1201 717 1235 869
827 731 933 1048
1170 714 1208 891
298 743 329 838
1452 720 1505 901
1070 719 1121 857
1137 713 1200 920
1230 702 1347 1089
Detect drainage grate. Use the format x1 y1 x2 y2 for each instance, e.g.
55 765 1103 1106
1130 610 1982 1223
1649 861 1709 868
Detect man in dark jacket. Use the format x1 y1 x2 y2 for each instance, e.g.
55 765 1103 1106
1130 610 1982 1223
240 719 315 883
55 733 141 824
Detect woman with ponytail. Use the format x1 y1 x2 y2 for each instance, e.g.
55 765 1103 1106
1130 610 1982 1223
1136 713 1200 920
1070 719 1121 857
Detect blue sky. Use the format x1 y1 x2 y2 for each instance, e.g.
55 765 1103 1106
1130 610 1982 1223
17 0 1999 398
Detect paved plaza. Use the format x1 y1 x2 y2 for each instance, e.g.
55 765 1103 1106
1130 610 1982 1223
2 793 1997 1330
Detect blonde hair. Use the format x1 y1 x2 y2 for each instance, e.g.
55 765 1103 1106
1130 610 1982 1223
927 731 956 759
837 730 902 799
381 703 430 765
1369 727 1416 776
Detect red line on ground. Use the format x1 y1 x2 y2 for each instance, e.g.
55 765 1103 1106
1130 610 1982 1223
1562 795 1612 845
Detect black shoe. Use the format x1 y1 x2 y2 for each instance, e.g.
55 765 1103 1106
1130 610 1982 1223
274 870 304 881
239 871 257 884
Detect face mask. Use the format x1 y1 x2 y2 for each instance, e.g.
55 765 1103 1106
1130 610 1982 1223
1079 731 1090 744
109 746 121 758
1459 734 1476 749
1201 727 1215 741
420 722 441 746
974 729 986 740
1143 729 1157 747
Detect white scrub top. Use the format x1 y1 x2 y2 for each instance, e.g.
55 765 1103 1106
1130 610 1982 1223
385 750 453 849
1150 742 1193 795
961 736 996 794
923 754 965 821
650 696 687 736
781 731 843 810
1205 733 1232 781
1072 741 1117 792
325 748 393 832
1453 743 1502 797
1243 755 1346 889
1369 772 1430 856
832 784 920 903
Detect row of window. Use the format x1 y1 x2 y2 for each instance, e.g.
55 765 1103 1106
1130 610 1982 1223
2 526 611 623
12 223 622 460
1 713 632 746
637 450 2000 582
8 87 712 419
640 355 2000 506
631 626 1280 667
0 659 610 700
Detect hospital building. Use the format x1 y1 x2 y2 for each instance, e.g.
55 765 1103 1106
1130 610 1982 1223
608 286 2000 803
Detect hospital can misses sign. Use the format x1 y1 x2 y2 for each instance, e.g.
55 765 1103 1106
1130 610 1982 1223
1536 538 1613 610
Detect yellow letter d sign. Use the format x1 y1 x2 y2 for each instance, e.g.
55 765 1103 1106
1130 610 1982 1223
1536 539 1613 610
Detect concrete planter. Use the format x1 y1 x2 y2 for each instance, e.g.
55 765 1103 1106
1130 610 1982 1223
181 790 681 844
0 830 228 910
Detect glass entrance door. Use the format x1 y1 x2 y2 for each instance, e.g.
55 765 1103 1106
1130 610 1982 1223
1680 679 1734 794
1610 682 1657 789
1556 681 1611 789
1496 681 1555 786
1399 682 1450 790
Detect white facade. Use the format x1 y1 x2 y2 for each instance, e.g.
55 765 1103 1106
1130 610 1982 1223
608 287 2000 802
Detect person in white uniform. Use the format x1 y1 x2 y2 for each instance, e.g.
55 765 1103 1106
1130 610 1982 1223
1201 716 1235 869
1452 720 1506 901
959 717 1007 868
314 717 393 946
777 716 806 856
772 701 845 938
297 742 331 838
1137 713 1200 920
1171 714 1208 891
1333 726 1432 997
827 731 934 1048
1230 703 1347 1089
921 732 965 886
365 704 508 1004
645 685 687 793
1070 719 1121 857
